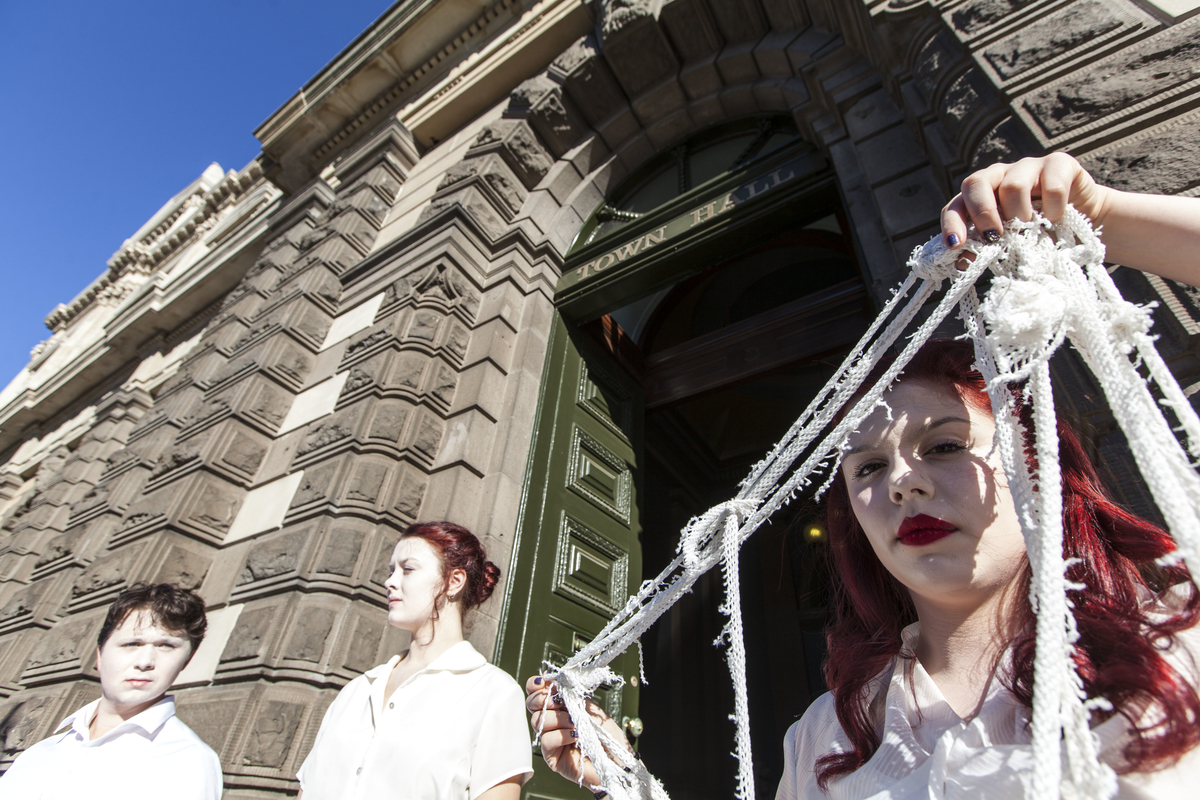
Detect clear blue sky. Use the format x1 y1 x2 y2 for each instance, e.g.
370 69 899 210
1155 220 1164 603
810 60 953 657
0 0 394 386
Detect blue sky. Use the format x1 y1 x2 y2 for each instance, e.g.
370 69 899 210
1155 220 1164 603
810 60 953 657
0 0 393 385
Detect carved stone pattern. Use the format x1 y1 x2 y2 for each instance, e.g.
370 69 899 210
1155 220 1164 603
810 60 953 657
1024 27 1200 137
283 607 336 661
344 616 384 673
156 546 210 589
221 606 276 661
27 616 96 668
0 696 53 751
297 407 361 456
36 529 86 567
346 463 388 504
290 462 340 507
984 1 1123 80
368 401 410 442
951 0 1037 35
73 545 141 596
1084 125 1200 194
175 697 239 753
317 527 366 576
238 530 308 584
243 700 304 768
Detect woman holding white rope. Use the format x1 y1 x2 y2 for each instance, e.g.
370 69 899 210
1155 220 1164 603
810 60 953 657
526 154 1200 799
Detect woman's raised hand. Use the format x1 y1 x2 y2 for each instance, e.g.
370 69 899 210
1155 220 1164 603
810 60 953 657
939 153 1111 249
525 675 632 788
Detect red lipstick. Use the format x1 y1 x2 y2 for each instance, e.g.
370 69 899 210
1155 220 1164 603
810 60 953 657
897 514 955 546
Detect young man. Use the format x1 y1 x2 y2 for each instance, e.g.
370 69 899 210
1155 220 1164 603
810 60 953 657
0 583 223 798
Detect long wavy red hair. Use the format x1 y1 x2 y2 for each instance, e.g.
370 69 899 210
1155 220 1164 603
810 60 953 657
817 340 1200 788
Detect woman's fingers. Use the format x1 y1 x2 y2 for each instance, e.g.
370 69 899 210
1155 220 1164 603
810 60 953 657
958 163 1009 242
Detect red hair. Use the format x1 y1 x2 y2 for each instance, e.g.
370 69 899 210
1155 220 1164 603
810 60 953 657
817 340 1200 787
400 520 500 612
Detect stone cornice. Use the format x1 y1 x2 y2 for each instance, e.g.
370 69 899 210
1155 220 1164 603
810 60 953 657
255 0 591 193
44 160 268 334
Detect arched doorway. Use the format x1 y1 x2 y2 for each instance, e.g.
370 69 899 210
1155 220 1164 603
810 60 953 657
499 116 873 798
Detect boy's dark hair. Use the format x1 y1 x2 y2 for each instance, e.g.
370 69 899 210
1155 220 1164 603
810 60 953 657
96 583 208 652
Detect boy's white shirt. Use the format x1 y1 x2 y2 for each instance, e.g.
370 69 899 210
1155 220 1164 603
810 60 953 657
0 695 222 799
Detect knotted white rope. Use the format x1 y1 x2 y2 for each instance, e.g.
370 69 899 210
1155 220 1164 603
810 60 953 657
540 206 1200 800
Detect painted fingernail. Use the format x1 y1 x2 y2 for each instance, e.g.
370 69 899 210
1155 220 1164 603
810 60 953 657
983 229 1001 243
593 792 609 799
571 729 579 738
534 677 542 685
946 233 960 247
552 693 562 704
624 765 633 773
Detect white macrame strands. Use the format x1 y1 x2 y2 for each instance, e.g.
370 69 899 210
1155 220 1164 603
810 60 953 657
540 206 1200 800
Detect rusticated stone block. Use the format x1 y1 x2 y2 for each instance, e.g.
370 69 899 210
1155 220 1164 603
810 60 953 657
970 116 1039 169
243 700 304 768
556 35 630 130
520 77 590 158
288 463 340 512
660 0 722 62
950 0 1037 36
344 614 385 674
912 30 960 102
25 614 97 670
35 529 86 568
707 0 767 44
1083 123 1200 195
1023 24 1200 138
471 119 554 189
600 1 680 99
367 400 411 442
437 155 528 219
390 467 428 520
345 462 388 506
759 0 807 29
983 0 1124 80
238 529 309 584
0 580 49 623
939 68 988 142
221 605 276 661
0 694 55 752
296 405 362 457
154 544 210 590
317 526 367 576
418 187 509 241
175 691 242 754
283 607 336 662
178 473 243 540
71 544 143 599
387 261 481 321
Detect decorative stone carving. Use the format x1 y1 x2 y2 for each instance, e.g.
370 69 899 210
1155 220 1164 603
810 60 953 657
238 530 308 584
0 695 53 752
471 120 554 190
155 545 210 590
283 607 336 661
1 581 48 622
411 416 444 460
390 469 427 520
243 700 304 768
1084 123 1200 195
406 311 442 343
175 695 239 753
345 463 388 506
221 606 276 661
983 1 1123 80
437 156 528 218
950 0 1037 36
26 615 96 669
297 406 361 457
72 545 141 597
1024 25 1200 138
35 529 86 568
182 476 242 535
317 527 366 576
344 615 384 673
554 35 629 130
219 431 267 478
289 462 340 507
367 401 410 442
389 262 481 319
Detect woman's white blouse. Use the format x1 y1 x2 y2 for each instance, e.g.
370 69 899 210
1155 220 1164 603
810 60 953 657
777 622 1200 800
297 640 533 800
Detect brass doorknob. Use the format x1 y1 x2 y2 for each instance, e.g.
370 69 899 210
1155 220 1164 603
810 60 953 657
622 716 644 737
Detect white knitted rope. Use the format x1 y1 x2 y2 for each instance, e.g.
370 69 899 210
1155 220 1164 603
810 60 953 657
542 206 1199 800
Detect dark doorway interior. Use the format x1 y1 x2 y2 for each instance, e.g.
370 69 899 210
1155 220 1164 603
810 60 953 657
586 221 869 798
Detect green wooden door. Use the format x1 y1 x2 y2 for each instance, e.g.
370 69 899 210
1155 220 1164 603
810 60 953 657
496 313 643 800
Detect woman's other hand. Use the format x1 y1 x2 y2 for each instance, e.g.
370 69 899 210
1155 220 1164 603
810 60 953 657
939 153 1111 250
525 675 631 788
937 152 1200 286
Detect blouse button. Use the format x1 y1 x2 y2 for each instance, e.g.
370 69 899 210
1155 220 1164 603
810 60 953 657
356 767 363 776
389 702 394 709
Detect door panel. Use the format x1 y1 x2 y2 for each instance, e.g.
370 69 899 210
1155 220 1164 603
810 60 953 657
497 314 644 800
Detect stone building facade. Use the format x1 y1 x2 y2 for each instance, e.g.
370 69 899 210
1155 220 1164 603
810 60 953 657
2 1 1198 797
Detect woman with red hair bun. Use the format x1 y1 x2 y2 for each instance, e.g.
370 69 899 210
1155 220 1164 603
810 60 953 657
528 155 1200 798
298 521 532 800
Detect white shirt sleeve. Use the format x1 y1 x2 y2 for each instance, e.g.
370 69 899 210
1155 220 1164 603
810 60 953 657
467 669 534 800
775 691 842 800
